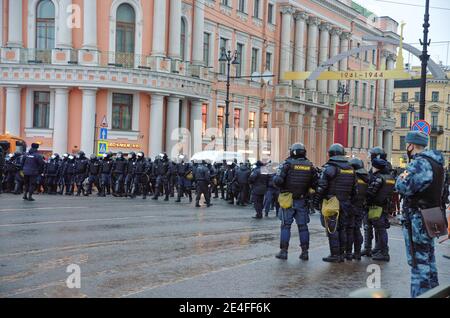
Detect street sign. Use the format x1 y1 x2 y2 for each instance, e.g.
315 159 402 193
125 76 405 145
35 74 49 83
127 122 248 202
99 128 108 140
412 120 431 135
97 141 109 156
101 116 108 128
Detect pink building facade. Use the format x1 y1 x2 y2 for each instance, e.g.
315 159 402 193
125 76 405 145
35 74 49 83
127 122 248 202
0 0 399 165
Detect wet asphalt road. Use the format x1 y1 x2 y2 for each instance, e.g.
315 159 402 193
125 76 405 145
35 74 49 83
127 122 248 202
0 193 449 298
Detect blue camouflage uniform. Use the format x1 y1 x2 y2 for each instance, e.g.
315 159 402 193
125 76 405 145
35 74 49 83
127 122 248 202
395 149 444 298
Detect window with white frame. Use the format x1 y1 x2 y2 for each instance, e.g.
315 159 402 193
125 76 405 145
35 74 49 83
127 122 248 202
249 111 256 139
33 91 50 129
268 3 274 24
253 0 261 18
265 51 272 71
203 32 210 66
217 106 224 137
234 108 241 138
251 47 259 73
236 43 244 77
262 112 269 141
238 0 246 13
112 93 133 131
219 37 229 75
36 0 55 50
181 18 187 61
116 3 135 67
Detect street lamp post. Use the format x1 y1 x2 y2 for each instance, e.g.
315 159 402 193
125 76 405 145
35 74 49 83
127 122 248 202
219 48 239 152
419 0 431 120
337 83 349 103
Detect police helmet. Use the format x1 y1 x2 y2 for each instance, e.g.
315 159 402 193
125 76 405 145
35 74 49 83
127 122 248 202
116 151 123 158
290 143 306 158
328 143 345 157
90 154 97 160
63 153 69 159
51 154 57 160
68 155 75 160
78 151 85 158
368 147 386 160
349 158 364 170
137 152 144 158
102 153 107 159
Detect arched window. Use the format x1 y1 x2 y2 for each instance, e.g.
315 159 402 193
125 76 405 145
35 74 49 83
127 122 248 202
36 0 55 50
116 3 135 67
180 19 186 61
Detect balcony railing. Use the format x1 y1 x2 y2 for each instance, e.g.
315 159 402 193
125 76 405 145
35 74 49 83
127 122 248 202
1 47 211 79
431 125 444 134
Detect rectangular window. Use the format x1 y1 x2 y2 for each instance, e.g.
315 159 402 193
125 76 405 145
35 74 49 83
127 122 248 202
354 81 359 105
234 108 241 139
33 91 50 128
238 0 245 12
251 48 259 74
217 106 224 137
219 37 228 75
112 93 133 131
368 128 372 148
352 126 357 148
203 32 210 66
431 91 439 102
268 3 274 24
253 0 260 18
236 43 244 77
370 85 374 109
360 127 364 148
249 111 256 139
201 105 207 137
401 92 409 102
364 50 368 62
448 94 450 104
400 113 408 128
372 49 376 64
431 112 439 128
265 52 272 71
430 136 437 150
356 43 360 59
362 83 367 107
221 0 230 6
262 112 269 141
415 91 420 102
400 136 406 151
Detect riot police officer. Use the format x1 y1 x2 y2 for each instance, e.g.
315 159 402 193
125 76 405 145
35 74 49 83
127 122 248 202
74 151 89 196
4 153 18 193
112 151 128 197
131 152 148 199
152 153 170 201
249 161 269 219
124 152 136 197
218 160 227 199
20 143 45 201
274 143 317 260
194 160 211 207
235 162 251 206
396 131 446 297
347 158 369 261
224 161 236 204
57 154 69 194
313 144 357 263
86 154 102 196
99 152 113 196
366 157 395 262
44 153 60 194
13 151 24 194
175 155 193 203
64 154 77 195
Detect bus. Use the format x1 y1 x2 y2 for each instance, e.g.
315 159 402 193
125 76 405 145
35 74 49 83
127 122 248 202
0 134 27 154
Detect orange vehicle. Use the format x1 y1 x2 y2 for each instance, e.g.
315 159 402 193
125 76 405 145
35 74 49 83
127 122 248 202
0 134 27 154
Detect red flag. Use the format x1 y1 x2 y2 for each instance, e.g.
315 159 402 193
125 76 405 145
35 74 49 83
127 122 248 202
333 102 350 147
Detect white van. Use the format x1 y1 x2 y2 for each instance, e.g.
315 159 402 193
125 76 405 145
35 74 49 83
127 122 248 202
190 151 244 164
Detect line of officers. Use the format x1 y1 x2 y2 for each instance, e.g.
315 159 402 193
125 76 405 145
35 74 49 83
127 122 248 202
0 146 281 210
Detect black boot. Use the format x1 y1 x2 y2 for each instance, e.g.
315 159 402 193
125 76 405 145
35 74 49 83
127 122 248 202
27 193 35 201
195 201 201 207
361 248 372 257
299 245 309 261
275 243 289 260
322 248 343 263
22 193 28 200
372 250 390 262
252 213 263 219
353 250 362 261
164 195 169 201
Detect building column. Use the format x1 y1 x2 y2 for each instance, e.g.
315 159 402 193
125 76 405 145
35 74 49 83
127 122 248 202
306 16 320 90
297 105 305 143
169 0 182 61
321 110 329 164
191 0 205 65
329 28 342 96
5 86 21 136
280 6 295 84
383 130 392 160
190 100 203 156
166 96 181 157
377 129 384 148
53 88 70 154
57 0 73 49
378 50 388 109
82 0 97 50
7 0 22 47
339 32 351 75
308 108 317 157
149 94 165 158
293 11 307 88
318 22 331 94
386 54 396 111
80 88 97 155
152 0 167 57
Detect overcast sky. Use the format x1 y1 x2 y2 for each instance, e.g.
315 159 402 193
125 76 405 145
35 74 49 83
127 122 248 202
354 0 450 67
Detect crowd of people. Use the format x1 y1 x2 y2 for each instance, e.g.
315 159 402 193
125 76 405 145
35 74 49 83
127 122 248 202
0 131 449 298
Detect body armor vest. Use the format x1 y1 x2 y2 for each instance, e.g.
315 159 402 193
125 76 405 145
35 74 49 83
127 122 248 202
284 158 313 196
328 165 355 201
372 173 395 207
354 174 368 208
89 161 101 175
101 160 113 174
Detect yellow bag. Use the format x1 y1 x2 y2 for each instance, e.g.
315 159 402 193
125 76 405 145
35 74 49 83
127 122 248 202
322 196 340 217
278 192 293 209
368 206 383 220
186 172 193 181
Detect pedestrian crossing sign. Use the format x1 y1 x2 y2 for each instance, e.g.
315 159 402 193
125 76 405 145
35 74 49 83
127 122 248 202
99 128 108 140
97 141 109 156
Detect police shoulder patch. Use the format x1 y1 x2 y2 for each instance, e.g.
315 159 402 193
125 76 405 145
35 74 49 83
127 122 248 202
340 169 354 174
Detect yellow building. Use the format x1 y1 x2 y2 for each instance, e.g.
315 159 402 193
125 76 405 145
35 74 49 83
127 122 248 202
392 77 450 168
